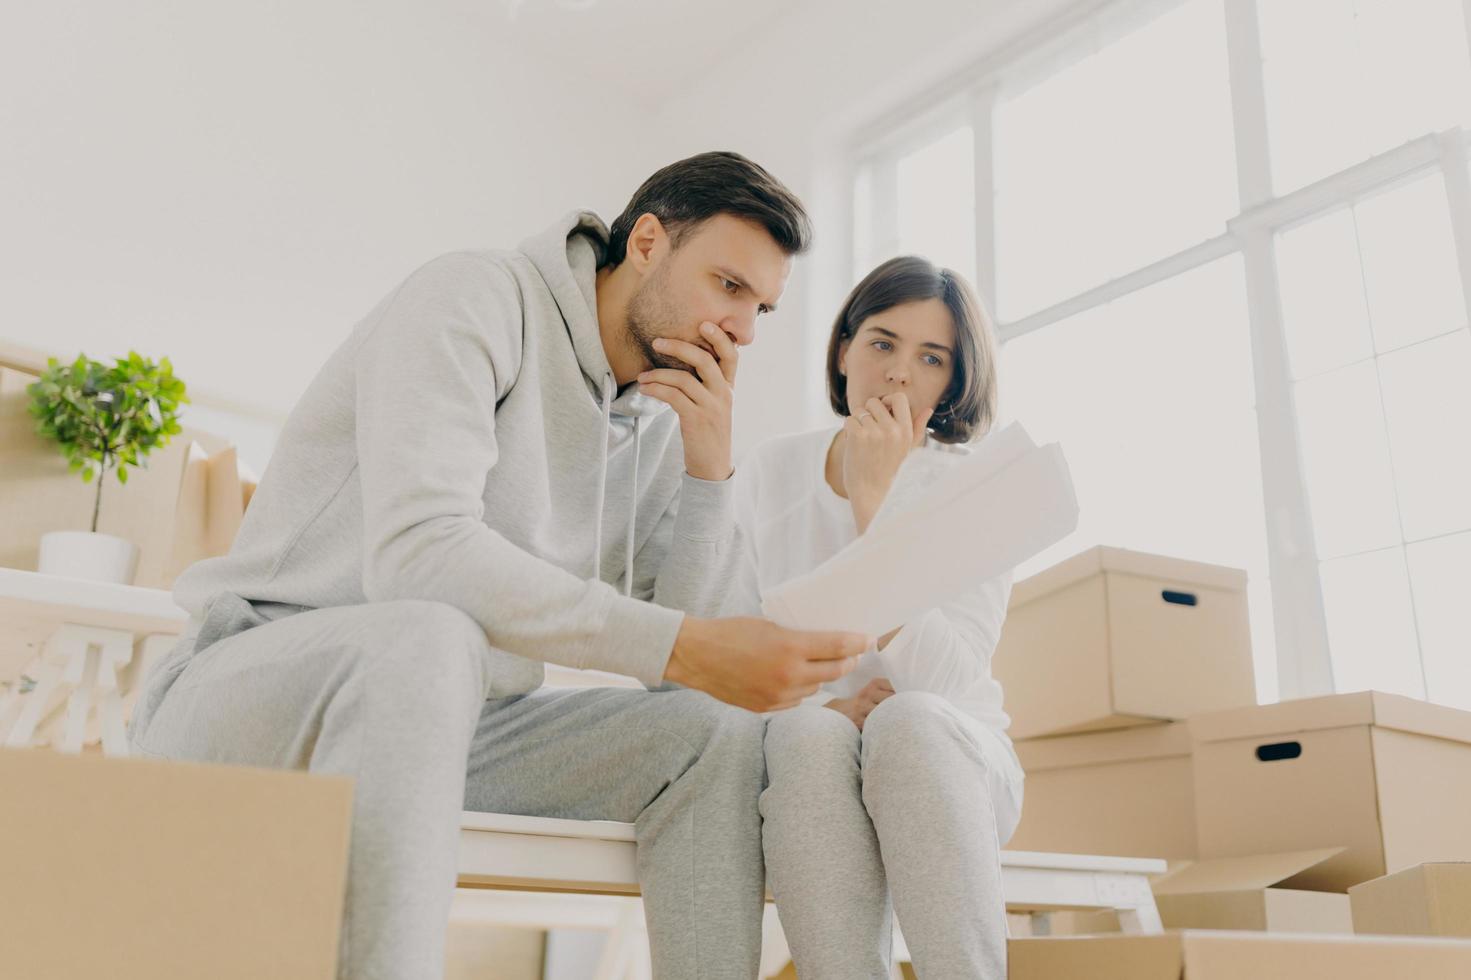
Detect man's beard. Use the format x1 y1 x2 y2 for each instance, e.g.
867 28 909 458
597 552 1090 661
625 263 696 375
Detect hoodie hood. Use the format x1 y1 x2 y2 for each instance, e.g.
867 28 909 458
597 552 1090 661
520 209 676 595
519 209 668 419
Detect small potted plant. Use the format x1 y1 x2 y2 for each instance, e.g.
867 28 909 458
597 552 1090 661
27 351 187 584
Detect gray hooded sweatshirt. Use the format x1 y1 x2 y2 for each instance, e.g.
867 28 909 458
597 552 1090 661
170 211 738 691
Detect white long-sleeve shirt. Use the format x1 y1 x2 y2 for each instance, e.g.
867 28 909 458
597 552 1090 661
727 424 1017 735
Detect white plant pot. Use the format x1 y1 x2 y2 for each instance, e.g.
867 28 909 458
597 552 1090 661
37 531 140 585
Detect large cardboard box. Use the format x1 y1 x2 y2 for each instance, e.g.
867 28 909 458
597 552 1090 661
0 365 242 588
993 547 1255 739
1191 692 1471 892
1151 848 1353 933
1350 863 1471 938
0 747 353 979
1007 930 1471 979
1009 721 1197 860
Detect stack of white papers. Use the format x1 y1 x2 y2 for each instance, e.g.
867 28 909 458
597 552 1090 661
761 423 1079 637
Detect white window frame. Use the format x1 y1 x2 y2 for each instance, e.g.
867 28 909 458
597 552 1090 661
846 0 1471 702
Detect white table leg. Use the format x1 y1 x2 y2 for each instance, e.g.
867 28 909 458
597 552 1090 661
9 624 139 754
95 630 136 756
0 684 19 737
0 656 42 744
60 645 99 754
592 899 648 980
5 659 62 748
1116 900 1165 935
758 904 792 979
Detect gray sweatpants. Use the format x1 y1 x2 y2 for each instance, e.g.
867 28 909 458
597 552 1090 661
128 598 767 980
760 692 1024 980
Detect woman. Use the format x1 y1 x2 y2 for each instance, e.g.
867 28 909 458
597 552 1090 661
727 256 1023 978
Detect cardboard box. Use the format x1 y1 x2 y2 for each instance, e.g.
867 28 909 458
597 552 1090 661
1008 930 1471 979
0 366 242 588
1151 848 1353 933
1191 692 1471 892
1034 850 1351 938
993 547 1255 739
1009 721 1197 860
1350 863 1471 938
0 747 353 979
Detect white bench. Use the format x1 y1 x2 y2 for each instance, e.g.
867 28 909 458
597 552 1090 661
458 809 1166 979
0 573 1165 976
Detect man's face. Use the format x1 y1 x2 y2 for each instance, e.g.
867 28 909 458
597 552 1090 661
624 213 793 374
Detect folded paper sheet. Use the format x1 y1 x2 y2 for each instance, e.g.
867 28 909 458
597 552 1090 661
761 424 1079 637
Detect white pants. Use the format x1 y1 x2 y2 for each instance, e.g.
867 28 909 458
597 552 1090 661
761 692 1023 979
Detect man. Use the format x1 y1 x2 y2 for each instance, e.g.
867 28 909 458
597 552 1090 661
128 152 865 979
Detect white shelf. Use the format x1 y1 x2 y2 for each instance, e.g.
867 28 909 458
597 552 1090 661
0 568 187 683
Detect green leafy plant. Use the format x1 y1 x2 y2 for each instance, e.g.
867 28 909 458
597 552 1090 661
26 352 188 533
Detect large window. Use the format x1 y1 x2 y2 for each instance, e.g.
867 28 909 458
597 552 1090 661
896 126 976 279
1003 257 1278 701
850 0 1471 705
1279 174 1471 702
1258 0 1471 195
993 0 1238 320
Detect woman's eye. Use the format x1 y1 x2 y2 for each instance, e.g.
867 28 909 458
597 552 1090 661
872 340 892 351
923 354 943 367
721 278 739 294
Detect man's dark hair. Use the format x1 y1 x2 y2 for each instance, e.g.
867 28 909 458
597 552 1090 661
826 255 1000 445
606 151 812 266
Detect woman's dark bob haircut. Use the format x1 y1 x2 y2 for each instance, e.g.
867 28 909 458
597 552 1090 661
826 255 999 444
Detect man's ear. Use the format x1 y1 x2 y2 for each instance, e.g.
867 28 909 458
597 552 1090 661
626 213 667 274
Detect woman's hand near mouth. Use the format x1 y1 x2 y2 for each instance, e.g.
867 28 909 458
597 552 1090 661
841 393 933 534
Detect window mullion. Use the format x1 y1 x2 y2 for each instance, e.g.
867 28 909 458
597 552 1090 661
1223 0 1275 208
1226 0 1334 699
1437 129 1471 331
871 153 900 273
1239 227 1336 699
971 84 1000 316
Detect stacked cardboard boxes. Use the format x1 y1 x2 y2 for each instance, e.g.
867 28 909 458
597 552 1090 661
994 546 1471 972
997 546 1255 864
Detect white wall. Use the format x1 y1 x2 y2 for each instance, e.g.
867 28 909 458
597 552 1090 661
0 1 656 469
1 0 1076 466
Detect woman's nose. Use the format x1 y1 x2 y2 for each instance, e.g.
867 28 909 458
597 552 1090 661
886 366 909 384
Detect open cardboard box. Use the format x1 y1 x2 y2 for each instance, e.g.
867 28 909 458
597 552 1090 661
1010 720 1197 860
1037 849 1351 938
1149 848 1353 933
0 747 352 979
1008 929 1471 978
1350 863 1471 938
1190 691 1471 891
993 547 1255 740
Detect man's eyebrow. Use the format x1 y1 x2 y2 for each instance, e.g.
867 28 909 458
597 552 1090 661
863 324 952 354
717 266 779 313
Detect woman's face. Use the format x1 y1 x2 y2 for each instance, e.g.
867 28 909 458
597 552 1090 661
839 298 957 420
